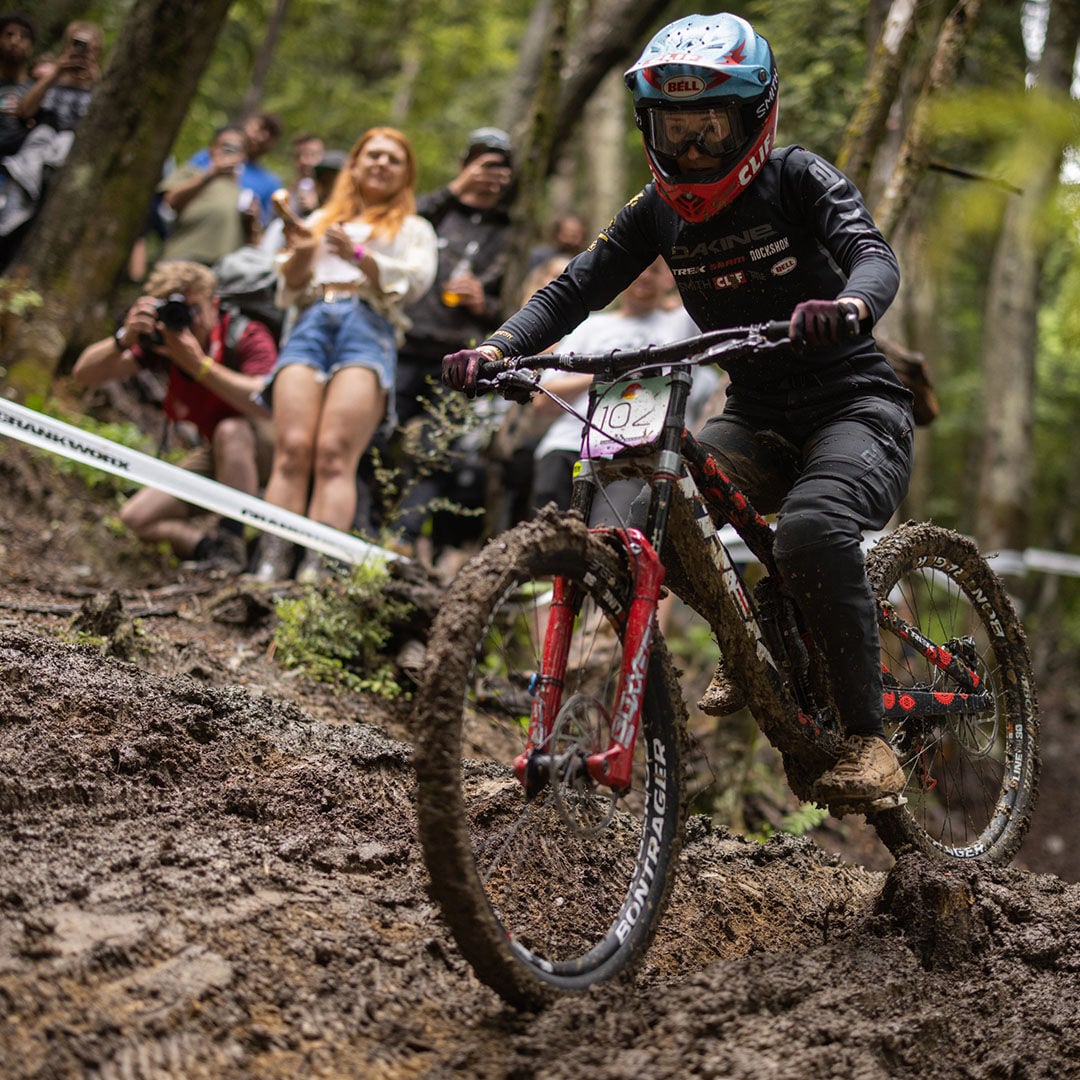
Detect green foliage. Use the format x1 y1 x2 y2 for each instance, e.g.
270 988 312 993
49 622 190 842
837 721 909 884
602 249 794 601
272 559 412 699
171 0 534 192
750 802 829 843
24 397 179 498
0 278 43 320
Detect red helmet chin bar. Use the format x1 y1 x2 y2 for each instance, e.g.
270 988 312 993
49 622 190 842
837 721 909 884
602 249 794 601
647 100 778 224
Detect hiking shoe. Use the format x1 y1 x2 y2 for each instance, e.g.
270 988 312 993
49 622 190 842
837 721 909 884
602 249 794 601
698 657 747 716
814 735 905 808
252 533 297 582
191 530 249 574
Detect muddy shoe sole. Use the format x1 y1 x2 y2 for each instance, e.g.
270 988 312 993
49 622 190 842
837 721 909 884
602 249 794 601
825 792 908 817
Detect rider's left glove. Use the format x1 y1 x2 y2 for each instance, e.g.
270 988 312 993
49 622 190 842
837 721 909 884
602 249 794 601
789 299 861 348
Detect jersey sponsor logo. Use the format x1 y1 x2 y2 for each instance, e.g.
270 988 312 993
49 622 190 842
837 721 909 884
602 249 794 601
771 257 797 276
661 74 706 98
748 237 789 261
712 270 747 290
672 223 776 260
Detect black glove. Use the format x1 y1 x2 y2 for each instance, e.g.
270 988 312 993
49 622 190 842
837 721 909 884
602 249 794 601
790 299 861 347
441 349 486 397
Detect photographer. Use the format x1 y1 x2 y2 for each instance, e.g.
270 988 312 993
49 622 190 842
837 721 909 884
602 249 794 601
72 261 277 573
0 20 102 270
158 124 252 266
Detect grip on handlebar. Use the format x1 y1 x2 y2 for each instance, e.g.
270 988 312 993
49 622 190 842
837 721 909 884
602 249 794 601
764 319 791 341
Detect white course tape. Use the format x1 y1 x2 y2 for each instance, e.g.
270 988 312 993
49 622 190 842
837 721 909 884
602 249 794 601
0 398 400 565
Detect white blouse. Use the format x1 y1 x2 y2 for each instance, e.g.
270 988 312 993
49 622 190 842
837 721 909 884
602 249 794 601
277 211 438 339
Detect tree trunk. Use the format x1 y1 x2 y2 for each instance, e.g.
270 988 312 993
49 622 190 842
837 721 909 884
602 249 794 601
836 0 920 197
873 0 983 239
0 0 235 400
582 69 627 234
239 0 290 120
974 0 1080 553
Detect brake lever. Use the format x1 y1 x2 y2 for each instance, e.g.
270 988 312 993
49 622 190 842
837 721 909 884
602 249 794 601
480 368 541 404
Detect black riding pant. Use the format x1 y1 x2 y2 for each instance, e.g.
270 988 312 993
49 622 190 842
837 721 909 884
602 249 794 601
697 391 915 737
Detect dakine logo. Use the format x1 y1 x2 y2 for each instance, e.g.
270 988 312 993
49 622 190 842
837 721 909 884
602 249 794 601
771 257 797 276
662 75 706 98
713 271 747 290
672 224 776 259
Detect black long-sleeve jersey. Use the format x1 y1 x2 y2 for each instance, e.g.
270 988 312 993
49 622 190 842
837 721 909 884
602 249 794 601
483 146 907 410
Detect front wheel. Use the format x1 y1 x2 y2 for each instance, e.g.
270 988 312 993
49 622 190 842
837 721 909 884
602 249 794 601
865 522 1039 863
413 511 686 1007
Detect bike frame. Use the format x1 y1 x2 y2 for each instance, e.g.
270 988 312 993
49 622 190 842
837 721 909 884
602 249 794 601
505 344 993 799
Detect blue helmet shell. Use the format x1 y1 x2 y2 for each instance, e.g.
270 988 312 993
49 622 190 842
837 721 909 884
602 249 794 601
624 13 779 222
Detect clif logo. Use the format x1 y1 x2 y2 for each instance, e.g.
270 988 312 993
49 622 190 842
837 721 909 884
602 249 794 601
713 271 747 290
662 75 706 98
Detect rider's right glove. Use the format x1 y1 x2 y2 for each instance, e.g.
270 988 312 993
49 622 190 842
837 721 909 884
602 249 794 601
442 348 487 398
789 299 861 348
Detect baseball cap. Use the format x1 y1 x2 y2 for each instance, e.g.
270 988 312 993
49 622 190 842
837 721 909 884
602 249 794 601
462 127 512 167
313 149 347 174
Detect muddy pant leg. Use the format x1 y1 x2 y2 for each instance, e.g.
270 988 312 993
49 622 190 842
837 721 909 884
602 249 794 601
772 400 914 737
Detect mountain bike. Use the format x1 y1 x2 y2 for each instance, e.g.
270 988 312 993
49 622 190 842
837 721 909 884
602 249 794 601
412 323 1040 1008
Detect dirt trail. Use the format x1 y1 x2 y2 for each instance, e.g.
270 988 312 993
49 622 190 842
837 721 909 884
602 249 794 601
0 440 1078 1079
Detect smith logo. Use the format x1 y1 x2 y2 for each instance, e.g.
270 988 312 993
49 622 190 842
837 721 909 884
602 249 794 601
662 75 705 98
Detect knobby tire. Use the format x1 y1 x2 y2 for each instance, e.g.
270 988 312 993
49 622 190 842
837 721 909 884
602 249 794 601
865 522 1039 863
414 510 687 1007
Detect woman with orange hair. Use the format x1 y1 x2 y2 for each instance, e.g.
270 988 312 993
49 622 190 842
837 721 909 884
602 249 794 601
255 127 437 580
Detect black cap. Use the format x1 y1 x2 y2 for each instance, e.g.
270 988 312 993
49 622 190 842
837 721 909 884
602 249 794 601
313 149 347 174
462 127 512 167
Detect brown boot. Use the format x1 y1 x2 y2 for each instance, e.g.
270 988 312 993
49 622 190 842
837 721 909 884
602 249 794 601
813 735 905 810
698 657 747 716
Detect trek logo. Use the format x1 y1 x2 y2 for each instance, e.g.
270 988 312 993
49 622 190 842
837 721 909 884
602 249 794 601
662 75 706 98
737 132 773 186
713 271 747 290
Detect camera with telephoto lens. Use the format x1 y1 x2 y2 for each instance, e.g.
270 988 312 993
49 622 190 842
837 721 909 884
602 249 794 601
139 293 195 350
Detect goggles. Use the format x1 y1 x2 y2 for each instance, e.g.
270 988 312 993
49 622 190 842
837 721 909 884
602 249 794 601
639 103 744 162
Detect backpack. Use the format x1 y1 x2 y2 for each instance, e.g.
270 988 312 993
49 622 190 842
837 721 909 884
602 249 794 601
212 245 284 346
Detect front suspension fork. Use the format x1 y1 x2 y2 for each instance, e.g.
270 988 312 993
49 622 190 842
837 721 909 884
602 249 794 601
512 529 665 795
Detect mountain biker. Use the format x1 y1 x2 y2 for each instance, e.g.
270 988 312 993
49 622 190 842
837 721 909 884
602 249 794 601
441 12 915 811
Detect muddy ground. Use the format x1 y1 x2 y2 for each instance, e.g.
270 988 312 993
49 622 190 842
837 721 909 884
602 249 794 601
0 436 1078 1080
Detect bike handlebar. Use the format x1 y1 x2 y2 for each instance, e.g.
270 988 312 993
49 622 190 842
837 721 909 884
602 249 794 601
477 319 793 399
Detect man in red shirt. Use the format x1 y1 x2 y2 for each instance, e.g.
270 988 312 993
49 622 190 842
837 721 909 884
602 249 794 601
73 260 276 572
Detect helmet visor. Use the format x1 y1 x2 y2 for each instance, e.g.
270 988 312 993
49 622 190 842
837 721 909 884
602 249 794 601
639 103 745 163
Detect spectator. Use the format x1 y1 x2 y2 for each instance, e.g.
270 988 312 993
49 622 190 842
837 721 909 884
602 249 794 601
0 12 34 156
72 260 277 573
530 258 698 516
387 126 515 560
527 210 588 271
158 124 252 267
260 147 344 258
252 126 437 582
190 111 284 225
0 20 102 269
286 131 324 217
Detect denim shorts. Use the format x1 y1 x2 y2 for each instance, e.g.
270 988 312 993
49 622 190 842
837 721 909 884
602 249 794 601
260 296 397 408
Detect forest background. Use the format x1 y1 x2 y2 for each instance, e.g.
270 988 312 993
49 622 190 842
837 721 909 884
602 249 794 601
3 0 1080 690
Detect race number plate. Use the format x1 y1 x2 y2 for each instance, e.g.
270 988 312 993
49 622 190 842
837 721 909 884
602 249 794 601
582 376 672 459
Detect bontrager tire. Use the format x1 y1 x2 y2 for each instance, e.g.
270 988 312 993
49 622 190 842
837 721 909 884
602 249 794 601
865 522 1039 863
414 510 686 1008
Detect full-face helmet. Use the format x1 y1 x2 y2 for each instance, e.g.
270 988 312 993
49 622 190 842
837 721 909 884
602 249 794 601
625 13 779 223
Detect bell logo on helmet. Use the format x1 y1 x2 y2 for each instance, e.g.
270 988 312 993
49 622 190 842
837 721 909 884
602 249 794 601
662 74 707 98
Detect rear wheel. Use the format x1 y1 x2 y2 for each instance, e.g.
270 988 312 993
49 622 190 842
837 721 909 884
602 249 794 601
865 523 1039 863
414 512 686 1007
